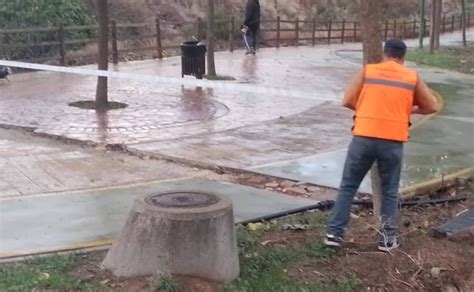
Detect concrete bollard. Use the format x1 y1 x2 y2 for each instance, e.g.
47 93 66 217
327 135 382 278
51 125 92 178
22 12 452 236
102 191 240 282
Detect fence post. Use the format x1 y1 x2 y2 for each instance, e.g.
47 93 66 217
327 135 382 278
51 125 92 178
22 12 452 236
197 17 204 40
155 18 163 59
341 19 346 43
413 19 417 37
327 19 332 45
384 20 389 40
276 16 281 48
423 18 427 36
353 21 357 42
442 15 446 33
111 20 119 64
402 20 406 39
0 32 4 59
312 18 316 46
58 23 66 66
451 15 455 31
295 18 299 47
393 20 397 38
459 14 463 29
229 16 235 52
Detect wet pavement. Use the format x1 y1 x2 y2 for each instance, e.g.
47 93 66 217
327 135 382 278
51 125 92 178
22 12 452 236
0 178 315 259
0 29 472 258
1 48 338 144
253 48 473 193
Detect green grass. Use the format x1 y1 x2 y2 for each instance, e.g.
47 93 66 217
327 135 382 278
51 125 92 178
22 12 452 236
406 46 474 74
0 254 94 292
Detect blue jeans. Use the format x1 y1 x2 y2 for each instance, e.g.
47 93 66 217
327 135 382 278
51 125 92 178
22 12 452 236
245 25 259 51
327 136 403 239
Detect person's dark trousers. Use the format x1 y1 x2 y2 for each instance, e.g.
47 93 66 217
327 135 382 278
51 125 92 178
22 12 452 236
246 23 259 51
326 136 403 240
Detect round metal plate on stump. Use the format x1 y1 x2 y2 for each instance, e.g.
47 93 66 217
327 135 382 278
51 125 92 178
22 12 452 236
145 192 220 208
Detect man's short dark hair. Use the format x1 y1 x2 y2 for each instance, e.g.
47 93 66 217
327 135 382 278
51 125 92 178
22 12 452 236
384 39 407 59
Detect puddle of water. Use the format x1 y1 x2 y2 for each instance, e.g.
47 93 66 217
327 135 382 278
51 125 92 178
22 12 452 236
402 81 474 185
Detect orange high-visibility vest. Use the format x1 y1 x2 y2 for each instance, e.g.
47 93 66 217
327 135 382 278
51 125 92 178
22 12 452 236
353 60 418 142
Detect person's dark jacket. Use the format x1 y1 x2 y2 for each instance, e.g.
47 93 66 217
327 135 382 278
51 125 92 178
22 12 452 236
244 0 260 28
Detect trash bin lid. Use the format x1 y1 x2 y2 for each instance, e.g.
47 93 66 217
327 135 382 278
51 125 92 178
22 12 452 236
182 41 199 46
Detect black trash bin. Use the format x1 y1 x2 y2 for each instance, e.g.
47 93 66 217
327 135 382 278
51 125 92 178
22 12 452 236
181 41 206 79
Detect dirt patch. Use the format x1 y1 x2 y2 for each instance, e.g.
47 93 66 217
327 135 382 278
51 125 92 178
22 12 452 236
288 199 474 292
69 100 128 111
73 252 219 291
232 172 338 201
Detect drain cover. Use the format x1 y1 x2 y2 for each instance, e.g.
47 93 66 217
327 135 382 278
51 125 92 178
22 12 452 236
145 192 220 208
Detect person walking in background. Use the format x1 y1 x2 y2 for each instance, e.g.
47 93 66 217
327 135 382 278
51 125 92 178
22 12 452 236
324 39 440 252
242 0 260 55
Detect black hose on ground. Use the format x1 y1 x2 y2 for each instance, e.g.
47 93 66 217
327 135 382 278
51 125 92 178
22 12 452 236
239 196 470 225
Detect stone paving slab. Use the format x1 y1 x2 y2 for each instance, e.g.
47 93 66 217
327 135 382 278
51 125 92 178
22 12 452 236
0 131 210 197
250 150 371 193
131 101 354 168
0 178 315 259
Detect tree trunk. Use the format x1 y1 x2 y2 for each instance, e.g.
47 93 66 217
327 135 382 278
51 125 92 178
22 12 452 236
359 0 384 64
359 0 384 220
435 0 442 49
419 0 426 49
207 0 217 77
461 0 467 47
430 0 442 53
95 0 109 109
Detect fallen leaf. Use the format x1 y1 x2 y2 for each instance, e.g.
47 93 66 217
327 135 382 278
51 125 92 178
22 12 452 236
100 279 111 285
282 223 309 231
247 222 271 231
38 272 50 281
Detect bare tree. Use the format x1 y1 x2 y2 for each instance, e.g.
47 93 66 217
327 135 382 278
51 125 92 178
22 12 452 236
207 0 217 77
359 0 384 219
461 0 467 47
429 0 442 53
95 0 109 109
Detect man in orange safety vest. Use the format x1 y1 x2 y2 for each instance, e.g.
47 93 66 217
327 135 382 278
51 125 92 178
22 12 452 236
325 39 440 252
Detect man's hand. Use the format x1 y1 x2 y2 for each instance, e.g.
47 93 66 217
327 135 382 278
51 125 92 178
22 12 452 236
412 105 438 115
342 70 364 111
241 25 249 34
413 76 440 115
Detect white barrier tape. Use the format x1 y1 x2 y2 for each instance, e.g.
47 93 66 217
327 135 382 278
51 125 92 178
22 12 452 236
0 60 336 102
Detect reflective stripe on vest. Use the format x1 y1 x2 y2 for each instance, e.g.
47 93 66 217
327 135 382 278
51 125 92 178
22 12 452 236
364 78 416 91
353 61 417 142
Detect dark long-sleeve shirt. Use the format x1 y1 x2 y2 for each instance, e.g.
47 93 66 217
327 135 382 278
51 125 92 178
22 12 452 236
244 0 260 28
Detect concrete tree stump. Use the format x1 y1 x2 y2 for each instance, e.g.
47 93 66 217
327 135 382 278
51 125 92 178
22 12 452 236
102 191 239 282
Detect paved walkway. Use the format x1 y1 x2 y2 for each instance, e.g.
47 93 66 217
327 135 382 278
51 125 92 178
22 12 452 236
0 29 472 258
0 178 315 259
